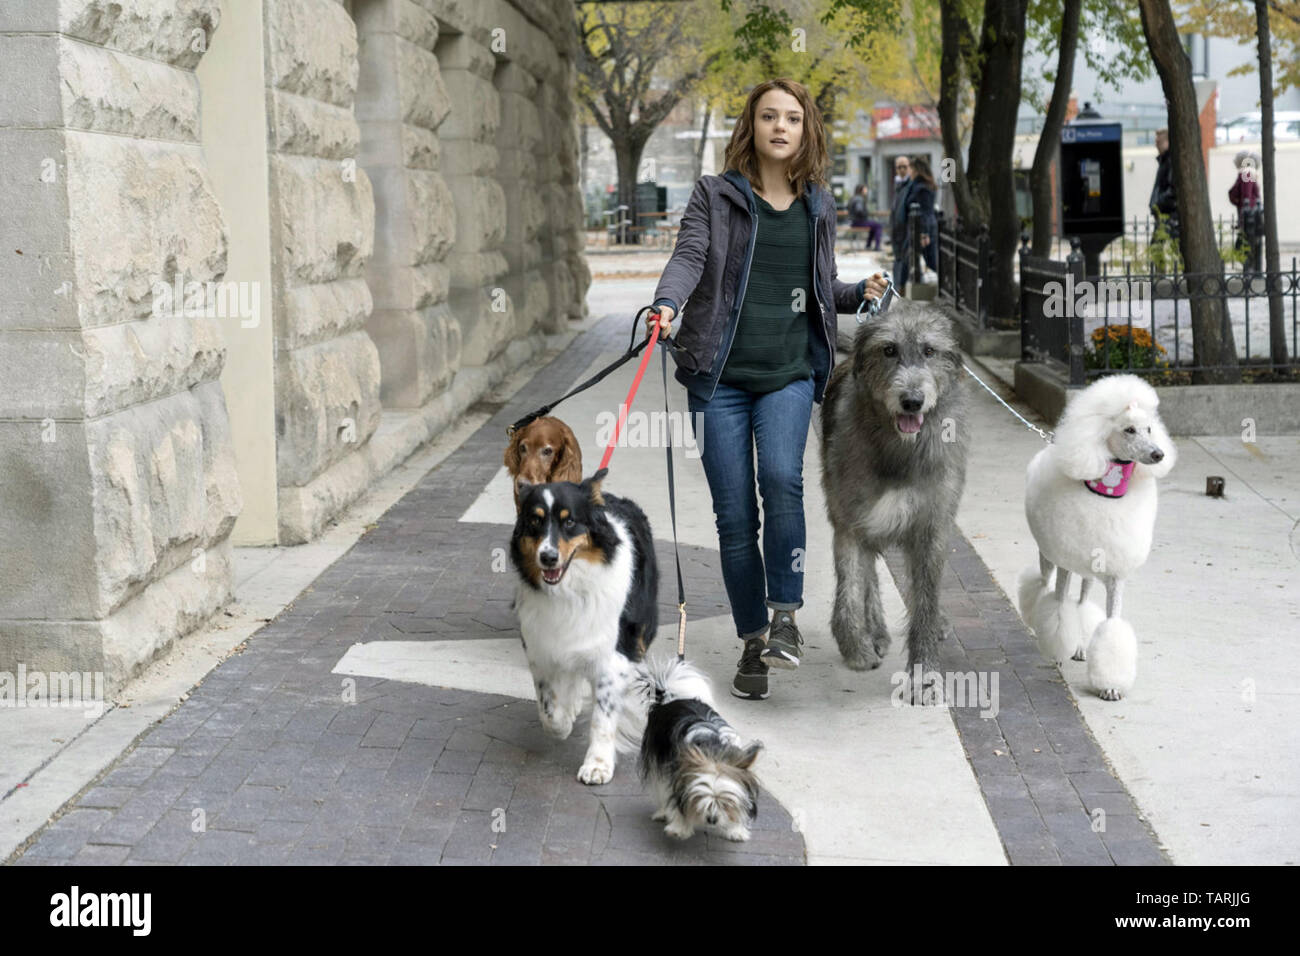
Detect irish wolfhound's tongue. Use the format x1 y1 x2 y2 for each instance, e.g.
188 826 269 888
896 412 923 433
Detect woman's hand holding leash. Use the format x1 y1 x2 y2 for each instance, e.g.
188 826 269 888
857 271 896 324
863 271 890 306
645 305 675 339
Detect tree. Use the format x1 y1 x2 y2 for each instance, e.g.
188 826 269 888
1255 0 1286 370
1137 0 1239 382
705 1 935 184
575 2 727 244
1024 0 1151 257
1185 0 1297 371
937 0 1033 323
1028 0 1082 257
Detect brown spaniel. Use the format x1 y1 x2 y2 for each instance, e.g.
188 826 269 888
504 416 583 508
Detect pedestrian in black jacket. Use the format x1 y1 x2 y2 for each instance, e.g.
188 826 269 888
1149 128 1178 241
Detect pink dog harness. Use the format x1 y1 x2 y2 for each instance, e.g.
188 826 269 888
1084 459 1136 498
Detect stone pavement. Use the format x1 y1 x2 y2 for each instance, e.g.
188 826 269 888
9 302 1177 866
882 538 1164 865
8 313 801 866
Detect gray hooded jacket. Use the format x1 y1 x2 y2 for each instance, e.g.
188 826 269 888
652 169 868 405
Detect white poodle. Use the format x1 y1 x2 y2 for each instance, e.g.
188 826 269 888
1016 375 1177 700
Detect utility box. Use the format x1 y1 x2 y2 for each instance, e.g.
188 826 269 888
1059 114 1124 274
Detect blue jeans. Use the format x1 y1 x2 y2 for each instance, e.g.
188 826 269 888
687 373 814 642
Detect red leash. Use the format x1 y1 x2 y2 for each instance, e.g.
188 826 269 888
598 310 666 470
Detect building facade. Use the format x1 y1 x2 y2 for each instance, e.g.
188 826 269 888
0 0 589 690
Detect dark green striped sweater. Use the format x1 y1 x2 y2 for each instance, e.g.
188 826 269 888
718 192 814 393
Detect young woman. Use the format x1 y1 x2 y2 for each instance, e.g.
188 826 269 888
645 78 888 700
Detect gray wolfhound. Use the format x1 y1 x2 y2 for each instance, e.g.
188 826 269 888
819 299 969 702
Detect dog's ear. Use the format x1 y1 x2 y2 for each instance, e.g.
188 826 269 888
1050 405 1113 481
553 423 583 483
947 345 964 375
583 466 609 505
734 741 763 771
504 432 524 473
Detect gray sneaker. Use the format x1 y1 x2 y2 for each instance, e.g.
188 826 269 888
731 637 770 700
761 611 803 669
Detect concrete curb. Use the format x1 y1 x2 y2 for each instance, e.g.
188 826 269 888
1013 359 1300 435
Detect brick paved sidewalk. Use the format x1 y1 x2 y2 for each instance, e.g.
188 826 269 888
9 315 802 866
9 310 1166 866
883 541 1167 865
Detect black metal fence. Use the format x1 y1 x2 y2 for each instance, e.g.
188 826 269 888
1020 251 1085 383
1019 238 1300 383
936 218 990 327
1042 215 1263 273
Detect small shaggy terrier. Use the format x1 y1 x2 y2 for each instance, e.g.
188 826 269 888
621 658 763 842
1017 374 1177 700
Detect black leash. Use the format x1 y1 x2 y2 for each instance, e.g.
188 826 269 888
506 307 662 437
659 337 688 660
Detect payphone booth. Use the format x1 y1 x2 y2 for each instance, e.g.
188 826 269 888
1059 112 1124 276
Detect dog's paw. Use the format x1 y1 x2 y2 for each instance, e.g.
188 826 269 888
1086 618 1136 699
1016 565 1047 623
841 647 884 671
577 755 614 785
721 824 751 842
1075 598 1105 662
664 819 695 840
872 629 894 656
541 712 575 740
906 660 944 706
937 613 952 643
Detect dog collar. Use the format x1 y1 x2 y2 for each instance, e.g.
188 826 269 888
1084 459 1135 498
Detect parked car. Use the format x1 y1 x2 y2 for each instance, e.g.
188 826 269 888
1216 111 1300 144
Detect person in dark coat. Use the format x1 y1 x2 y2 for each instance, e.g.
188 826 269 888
891 156 937 288
1149 128 1178 240
890 155 915 285
909 156 939 277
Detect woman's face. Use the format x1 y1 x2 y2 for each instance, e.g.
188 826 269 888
752 88 804 169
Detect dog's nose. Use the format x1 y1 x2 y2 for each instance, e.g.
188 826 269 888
707 812 719 825
538 550 558 568
1149 449 1163 462
900 394 923 413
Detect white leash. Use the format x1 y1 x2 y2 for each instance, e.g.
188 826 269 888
960 361 1054 444
855 273 1053 445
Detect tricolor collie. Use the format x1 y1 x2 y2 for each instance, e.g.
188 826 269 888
509 467 659 784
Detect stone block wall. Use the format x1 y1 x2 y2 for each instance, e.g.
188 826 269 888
355 0 459 409
265 0 383 543
0 0 588 687
433 15 512 368
0 0 241 691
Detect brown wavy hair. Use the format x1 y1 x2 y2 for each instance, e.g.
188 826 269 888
723 78 829 200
